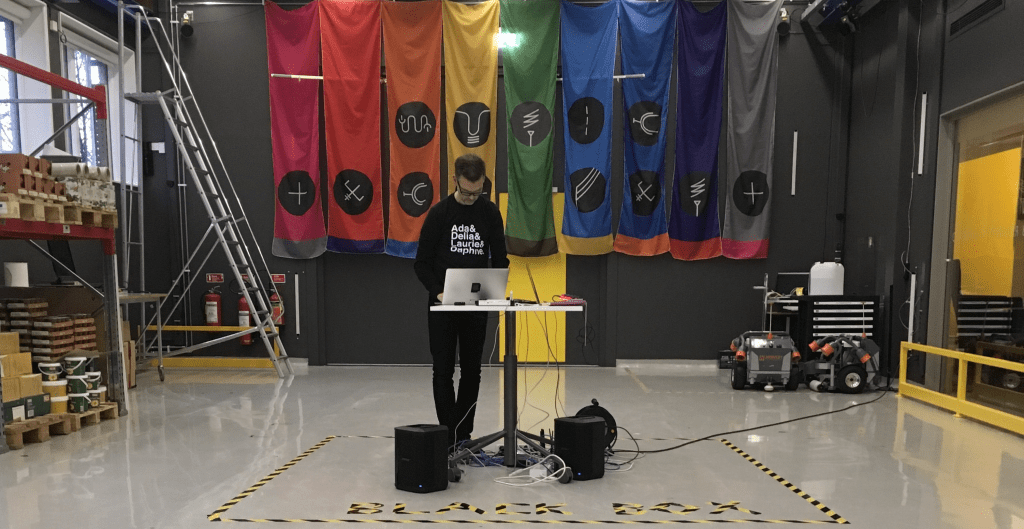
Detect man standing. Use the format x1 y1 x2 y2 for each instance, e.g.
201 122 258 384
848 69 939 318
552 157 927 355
415 154 509 449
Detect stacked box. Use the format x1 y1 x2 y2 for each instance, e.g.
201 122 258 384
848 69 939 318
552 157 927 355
6 299 47 354
52 165 114 210
72 314 97 351
31 316 76 359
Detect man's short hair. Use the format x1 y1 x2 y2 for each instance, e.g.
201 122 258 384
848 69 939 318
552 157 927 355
454 154 486 183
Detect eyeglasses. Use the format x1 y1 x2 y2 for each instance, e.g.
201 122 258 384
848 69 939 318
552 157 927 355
456 179 485 199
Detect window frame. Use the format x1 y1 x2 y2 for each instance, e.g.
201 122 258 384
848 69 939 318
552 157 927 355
58 12 138 186
0 0 51 156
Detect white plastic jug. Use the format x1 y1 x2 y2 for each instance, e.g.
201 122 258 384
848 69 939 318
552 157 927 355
809 262 844 295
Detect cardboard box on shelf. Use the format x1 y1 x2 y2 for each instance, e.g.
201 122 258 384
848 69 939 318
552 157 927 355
12 352 31 376
0 355 11 377
2 398 25 422
2 376 21 402
0 331 18 354
22 393 50 418
18 373 42 397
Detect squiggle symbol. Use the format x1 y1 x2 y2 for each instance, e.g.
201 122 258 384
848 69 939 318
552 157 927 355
523 108 541 129
398 115 433 134
575 169 600 204
633 112 659 136
455 109 490 146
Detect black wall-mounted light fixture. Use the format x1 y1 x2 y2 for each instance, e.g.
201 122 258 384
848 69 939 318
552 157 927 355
777 7 791 35
180 10 194 38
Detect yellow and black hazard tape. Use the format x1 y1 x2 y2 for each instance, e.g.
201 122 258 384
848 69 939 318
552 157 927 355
208 436 337 522
719 439 849 525
210 518 844 524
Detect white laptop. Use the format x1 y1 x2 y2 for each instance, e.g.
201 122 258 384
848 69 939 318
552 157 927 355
441 268 509 305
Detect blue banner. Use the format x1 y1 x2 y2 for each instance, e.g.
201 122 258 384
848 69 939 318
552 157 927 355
559 0 618 256
614 0 675 256
669 0 726 260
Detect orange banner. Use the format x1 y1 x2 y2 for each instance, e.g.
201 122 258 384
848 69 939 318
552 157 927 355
383 0 442 258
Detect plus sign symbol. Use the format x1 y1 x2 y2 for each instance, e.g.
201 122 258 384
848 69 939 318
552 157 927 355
277 170 316 217
333 169 373 216
731 170 769 216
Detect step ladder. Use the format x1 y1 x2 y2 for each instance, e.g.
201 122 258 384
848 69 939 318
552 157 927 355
128 90 293 378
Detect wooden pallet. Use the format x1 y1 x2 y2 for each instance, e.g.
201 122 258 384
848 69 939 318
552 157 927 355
3 414 73 450
0 193 65 223
65 402 119 432
79 208 118 229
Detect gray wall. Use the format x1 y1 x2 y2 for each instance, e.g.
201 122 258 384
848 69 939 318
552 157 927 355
23 0 1023 368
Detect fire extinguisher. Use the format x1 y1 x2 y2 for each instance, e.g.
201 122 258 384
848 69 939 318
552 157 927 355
239 295 252 345
204 287 222 326
270 291 285 327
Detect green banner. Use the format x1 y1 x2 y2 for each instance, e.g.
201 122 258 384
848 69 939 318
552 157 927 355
501 0 559 257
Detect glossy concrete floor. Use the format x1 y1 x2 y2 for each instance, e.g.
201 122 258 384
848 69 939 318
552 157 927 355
1 363 1023 528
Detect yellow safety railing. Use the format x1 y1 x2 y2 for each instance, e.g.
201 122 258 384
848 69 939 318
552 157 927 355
899 341 1024 436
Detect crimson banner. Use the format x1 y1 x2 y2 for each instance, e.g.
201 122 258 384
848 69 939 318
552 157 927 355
321 0 385 253
265 1 326 259
383 0 442 258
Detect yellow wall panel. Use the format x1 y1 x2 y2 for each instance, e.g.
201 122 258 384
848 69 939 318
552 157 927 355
953 148 1022 296
498 193 566 363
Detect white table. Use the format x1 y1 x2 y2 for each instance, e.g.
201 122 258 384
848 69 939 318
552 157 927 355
430 303 584 466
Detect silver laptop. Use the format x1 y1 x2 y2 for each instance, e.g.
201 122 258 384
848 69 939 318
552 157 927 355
441 268 509 305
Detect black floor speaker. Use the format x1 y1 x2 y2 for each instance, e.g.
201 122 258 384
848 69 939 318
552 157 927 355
395 424 448 493
554 416 605 481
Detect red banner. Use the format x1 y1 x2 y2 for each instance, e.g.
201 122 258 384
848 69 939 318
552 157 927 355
265 1 326 259
383 0 442 258
321 0 384 253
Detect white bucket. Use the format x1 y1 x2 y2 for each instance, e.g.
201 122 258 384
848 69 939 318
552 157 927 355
51 396 68 414
64 356 88 376
97 385 107 403
38 362 64 381
87 389 101 409
85 371 102 388
68 393 89 413
42 379 68 398
67 375 89 394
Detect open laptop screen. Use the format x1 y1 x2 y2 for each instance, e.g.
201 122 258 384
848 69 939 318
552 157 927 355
441 268 509 305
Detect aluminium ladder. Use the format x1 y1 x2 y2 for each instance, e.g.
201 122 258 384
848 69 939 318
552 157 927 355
125 13 292 378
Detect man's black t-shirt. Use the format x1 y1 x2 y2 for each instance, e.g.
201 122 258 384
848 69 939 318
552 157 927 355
414 195 510 303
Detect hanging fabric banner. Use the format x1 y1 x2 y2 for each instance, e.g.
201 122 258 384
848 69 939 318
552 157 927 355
442 0 500 201
668 0 726 260
613 0 675 257
558 0 617 256
321 0 384 254
383 0 442 258
266 1 326 259
501 0 559 257
722 0 782 259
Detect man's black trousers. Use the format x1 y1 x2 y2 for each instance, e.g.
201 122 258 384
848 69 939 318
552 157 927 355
428 309 488 447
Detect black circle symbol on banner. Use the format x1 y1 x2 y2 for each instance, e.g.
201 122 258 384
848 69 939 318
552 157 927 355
511 101 552 147
732 170 769 216
680 171 711 218
628 101 662 146
277 170 316 217
333 169 373 216
569 168 606 214
453 102 491 148
628 170 661 217
568 97 604 144
397 172 433 217
395 102 435 149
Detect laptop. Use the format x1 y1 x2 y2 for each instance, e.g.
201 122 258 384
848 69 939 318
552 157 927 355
441 268 510 305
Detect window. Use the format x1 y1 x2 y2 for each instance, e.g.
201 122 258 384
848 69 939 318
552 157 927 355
65 45 108 167
58 13 138 186
0 14 20 153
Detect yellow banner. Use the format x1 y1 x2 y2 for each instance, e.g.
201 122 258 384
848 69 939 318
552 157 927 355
442 0 499 201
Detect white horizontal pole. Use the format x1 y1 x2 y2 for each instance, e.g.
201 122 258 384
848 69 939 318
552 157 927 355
271 73 646 83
